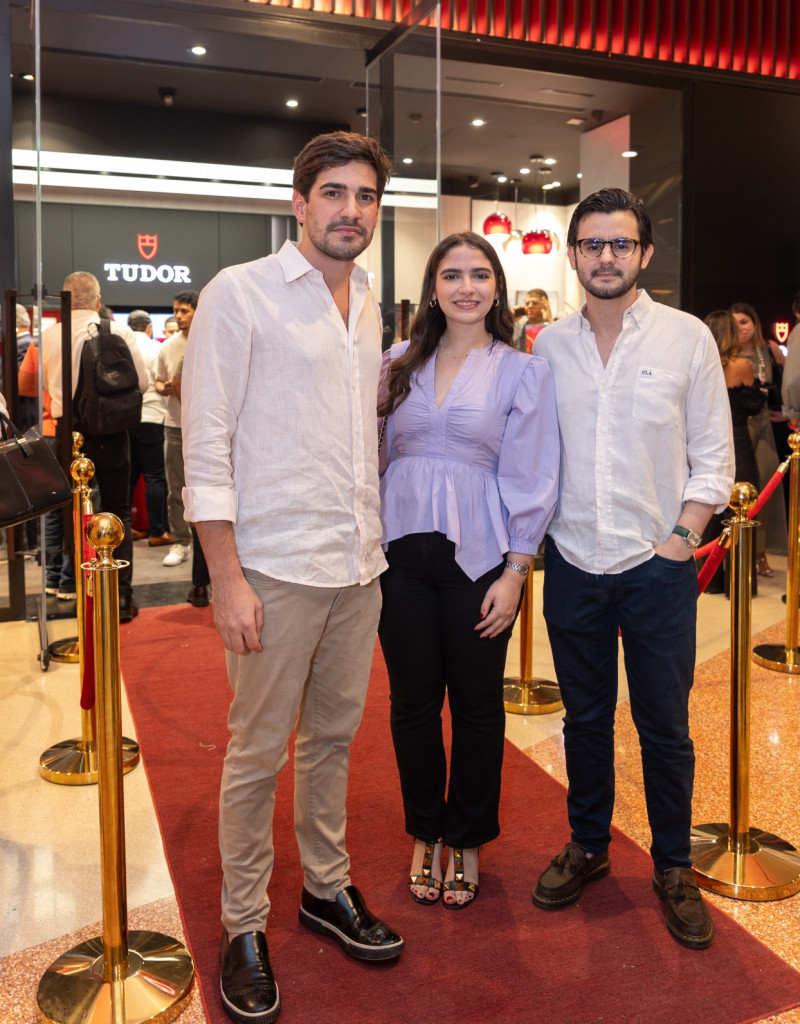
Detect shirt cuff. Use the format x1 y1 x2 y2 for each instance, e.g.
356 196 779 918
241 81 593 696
683 474 736 515
182 485 238 524
507 535 538 557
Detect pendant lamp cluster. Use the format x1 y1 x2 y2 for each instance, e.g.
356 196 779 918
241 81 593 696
482 158 557 254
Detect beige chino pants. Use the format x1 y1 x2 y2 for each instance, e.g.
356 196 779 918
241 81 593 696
219 569 382 934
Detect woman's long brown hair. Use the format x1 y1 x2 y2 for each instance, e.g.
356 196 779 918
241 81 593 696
378 232 514 417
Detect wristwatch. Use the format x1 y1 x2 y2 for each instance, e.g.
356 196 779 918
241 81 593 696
672 525 702 549
504 559 530 577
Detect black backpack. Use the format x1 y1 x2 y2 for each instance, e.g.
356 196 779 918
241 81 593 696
74 318 143 436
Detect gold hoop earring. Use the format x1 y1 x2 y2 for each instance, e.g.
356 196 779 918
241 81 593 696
430 298 438 309
493 298 500 307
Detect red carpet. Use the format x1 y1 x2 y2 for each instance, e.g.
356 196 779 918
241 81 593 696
121 605 800 1024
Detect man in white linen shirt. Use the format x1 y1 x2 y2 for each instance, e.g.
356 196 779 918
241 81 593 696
531 188 734 951
182 131 402 1024
41 271 148 621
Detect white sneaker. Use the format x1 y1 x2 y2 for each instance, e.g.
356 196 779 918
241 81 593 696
162 543 190 567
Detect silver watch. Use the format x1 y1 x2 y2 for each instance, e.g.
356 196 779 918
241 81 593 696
504 559 530 577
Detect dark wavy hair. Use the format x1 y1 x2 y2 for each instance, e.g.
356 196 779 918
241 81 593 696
729 301 767 348
567 186 653 250
293 131 393 201
378 232 514 416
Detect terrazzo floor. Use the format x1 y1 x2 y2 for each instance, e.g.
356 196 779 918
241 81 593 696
3 543 800 1023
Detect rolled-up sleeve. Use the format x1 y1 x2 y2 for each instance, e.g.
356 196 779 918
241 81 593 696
181 270 253 524
682 327 735 512
497 356 560 553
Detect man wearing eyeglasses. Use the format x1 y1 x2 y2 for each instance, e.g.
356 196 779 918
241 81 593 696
531 187 733 950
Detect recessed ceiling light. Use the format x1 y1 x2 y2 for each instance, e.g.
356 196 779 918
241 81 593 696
189 46 207 56
22 74 35 81
286 99 299 108
496 175 508 183
542 181 561 190
577 172 583 179
471 119 486 127
566 117 585 126
622 150 638 158
543 158 557 165
519 167 531 175
402 157 413 165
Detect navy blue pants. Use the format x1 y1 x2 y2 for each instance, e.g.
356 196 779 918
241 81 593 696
542 536 698 871
378 532 513 848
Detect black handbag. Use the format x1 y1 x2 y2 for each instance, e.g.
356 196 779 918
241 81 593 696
0 411 72 529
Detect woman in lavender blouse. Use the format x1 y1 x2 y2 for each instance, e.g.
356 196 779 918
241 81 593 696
377 232 560 908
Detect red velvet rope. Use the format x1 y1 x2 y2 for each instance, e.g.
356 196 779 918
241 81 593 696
747 460 789 518
79 513 95 711
696 531 731 594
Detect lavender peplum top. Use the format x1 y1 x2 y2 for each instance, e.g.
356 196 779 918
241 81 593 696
378 340 560 581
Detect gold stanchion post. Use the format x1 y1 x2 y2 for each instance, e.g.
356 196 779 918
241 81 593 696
49 432 86 664
39 459 140 785
691 483 800 900
503 572 562 714
753 430 800 672
37 513 194 1024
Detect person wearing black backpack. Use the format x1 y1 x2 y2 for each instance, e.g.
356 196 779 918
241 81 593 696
41 271 148 621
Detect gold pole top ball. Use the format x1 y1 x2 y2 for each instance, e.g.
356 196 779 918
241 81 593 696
728 481 758 514
789 432 800 453
71 431 84 457
85 512 125 556
70 456 95 484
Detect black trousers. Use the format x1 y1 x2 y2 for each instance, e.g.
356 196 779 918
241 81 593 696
129 421 167 537
82 431 134 601
378 531 514 848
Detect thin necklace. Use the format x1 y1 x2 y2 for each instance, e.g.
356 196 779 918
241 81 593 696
438 337 492 360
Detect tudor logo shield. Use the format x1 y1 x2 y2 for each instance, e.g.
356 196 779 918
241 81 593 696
137 233 158 261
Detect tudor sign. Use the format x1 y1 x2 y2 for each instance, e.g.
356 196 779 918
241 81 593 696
103 232 191 284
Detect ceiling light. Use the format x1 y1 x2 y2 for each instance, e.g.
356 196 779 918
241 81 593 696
566 117 585 126
542 181 561 190
483 212 512 243
544 158 557 165
577 172 583 179
286 99 299 108
402 157 413 165
189 46 207 56
22 74 34 81
496 175 508 183
522 229 554 255
519 168 530 175
622 150 638 158
471 119 486 127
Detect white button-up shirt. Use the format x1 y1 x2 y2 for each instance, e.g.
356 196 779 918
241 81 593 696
535 289 734 574
181 239 387 588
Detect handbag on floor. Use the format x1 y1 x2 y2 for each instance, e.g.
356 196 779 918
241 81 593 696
0 411 72 529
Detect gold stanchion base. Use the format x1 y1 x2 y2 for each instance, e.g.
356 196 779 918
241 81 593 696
503 678 563 715
39 738 140 786
752 643 800 674
49 636 80 664
37 930 194 1024
691 822 800 901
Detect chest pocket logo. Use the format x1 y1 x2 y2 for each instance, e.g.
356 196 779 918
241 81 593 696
632 367 688 430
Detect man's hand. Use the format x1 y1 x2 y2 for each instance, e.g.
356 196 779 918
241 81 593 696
653 533 695 562
211 572 264 654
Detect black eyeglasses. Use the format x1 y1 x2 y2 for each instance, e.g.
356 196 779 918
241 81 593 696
575 238 640 259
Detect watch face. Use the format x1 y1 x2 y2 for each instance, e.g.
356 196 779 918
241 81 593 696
687 530 702 548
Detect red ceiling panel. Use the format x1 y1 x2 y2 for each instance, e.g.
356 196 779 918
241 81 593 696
238 0 799 80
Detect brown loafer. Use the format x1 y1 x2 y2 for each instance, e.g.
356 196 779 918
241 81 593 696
532 841 610 909
132 529 147 541
652 867 714 949
148 533 174 547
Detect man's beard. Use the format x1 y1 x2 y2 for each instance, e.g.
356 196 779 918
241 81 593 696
579 262 639 300
311 221 370 262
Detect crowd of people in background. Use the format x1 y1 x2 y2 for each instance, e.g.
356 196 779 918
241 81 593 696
5 284 211 620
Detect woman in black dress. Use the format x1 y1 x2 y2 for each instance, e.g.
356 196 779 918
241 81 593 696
702 310 765 593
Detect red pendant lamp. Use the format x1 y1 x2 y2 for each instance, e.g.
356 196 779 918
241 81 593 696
483 211 512 242
522 228 553 254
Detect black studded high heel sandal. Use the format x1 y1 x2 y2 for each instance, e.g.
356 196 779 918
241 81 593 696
408 838 443 905
443 847 479 909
